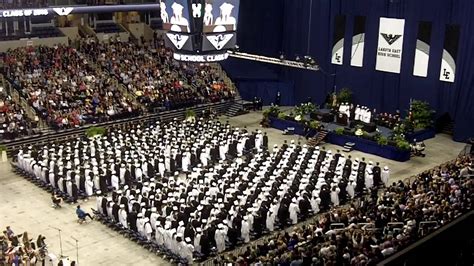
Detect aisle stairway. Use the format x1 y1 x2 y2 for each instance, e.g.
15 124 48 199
308 130 328 147
225 95 249 117
343 142 355 153
441 121 454 135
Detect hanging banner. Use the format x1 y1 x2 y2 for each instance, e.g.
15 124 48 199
413 21 432 77
350 16 366 67
439 25 460 83
331 15 346 65
375 17 405 73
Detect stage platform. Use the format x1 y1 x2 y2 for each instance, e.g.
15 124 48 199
268 117 435 162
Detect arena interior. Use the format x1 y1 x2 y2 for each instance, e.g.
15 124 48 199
0 0 473 265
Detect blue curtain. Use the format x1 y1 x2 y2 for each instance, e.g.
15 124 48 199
237 81 295 106
232 0 474 141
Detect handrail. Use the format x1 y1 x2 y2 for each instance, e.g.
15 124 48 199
1 100 233 149
377 210 474 266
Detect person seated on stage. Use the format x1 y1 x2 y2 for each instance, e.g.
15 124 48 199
76 205 94 222
51 193 62 209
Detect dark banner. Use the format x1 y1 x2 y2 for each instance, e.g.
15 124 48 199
350 15 366 67
440 24 460 82
413 21 432 77
331 15 346 65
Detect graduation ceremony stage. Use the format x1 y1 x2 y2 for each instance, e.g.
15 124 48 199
268 115 435 162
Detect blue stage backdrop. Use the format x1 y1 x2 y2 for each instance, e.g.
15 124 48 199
228 0 474 142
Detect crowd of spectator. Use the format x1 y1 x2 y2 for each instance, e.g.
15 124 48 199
3 44 141 129
0 88 38 139
0 0 48 9
220 156 473 265
81 38 234 112
1 37 234 133
0 226 48 265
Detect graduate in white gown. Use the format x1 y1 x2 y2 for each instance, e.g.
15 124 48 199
365 170 374 189
241 217 250 243
347 180 356 199
194 228 202 253
119 204 128 229
266 210 276 231
215 225 226 252
85 177 94 197
381 166 390 187
182 150 191 172
111 174 119 191
330 185 340 206
182 238 194 263
144 218 153 241
289 198 300 224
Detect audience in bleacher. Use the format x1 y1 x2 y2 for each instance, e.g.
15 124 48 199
220 156 472 265
0 88 37 139
2 37 234 134
4 44 141 129
0 226 48 265
80 39 234 111
0 0 48 9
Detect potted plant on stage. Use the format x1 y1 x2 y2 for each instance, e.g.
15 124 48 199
263 105 281 118
309 121 321 130
375 135 389 146
335 127 344 135
0 145 7 162
86 127 107 140
337 88 353 104
393 135 411 151
185 109 196 123
278 111 287 120
408 100 435 130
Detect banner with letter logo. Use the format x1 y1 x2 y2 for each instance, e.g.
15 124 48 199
331 15 346 65
413 21 432 77
350 16 366 67
376 17 405 73
439 25 460 83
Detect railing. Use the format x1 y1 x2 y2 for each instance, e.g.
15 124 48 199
377 210 474 266
1 100 233 156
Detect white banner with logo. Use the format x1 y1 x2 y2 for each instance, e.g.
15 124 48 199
375 17 405 73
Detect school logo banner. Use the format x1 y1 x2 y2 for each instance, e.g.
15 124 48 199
350 16 366 67
439 25 460 83
376 17 405 73
331 15 346 65
413 21 432 77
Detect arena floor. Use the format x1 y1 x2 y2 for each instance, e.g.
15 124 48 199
0 111 466 266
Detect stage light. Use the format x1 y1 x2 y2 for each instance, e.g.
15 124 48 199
279 52 285 60
295 55 301 61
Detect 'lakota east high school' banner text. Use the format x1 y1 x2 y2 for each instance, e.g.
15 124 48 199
376 17 405 73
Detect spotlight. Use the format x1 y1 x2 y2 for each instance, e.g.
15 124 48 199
234 45 240 51
295 55 300 61
279 52 285 60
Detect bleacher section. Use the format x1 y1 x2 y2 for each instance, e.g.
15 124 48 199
30 26 64 38
95 22 125 33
